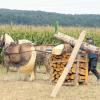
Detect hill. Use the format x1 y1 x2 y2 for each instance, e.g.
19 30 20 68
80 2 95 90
0 9 100 27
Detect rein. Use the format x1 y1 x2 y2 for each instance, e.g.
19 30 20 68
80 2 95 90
0 34 52 56
4 49 52 55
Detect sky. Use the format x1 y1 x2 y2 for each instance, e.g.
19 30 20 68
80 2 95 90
0 0 100 14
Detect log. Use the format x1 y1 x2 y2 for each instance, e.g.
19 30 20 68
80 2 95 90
49 46 88 85
54 32 100 54
52 44 64 55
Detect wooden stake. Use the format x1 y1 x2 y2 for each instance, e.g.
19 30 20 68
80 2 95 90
50 31 86 97
84 55 88 85
74 55 80 85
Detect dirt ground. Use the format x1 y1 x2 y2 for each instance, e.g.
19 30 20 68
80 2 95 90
0 67 100 100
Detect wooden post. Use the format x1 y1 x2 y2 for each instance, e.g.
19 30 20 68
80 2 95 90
84 55 88 85
74 55 80 85
50 31 86 97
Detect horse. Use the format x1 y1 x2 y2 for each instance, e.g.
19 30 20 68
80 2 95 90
0 33 37 81
0 33 51 81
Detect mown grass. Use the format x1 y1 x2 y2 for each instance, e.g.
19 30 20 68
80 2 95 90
0 66 100 100
0 65 6 75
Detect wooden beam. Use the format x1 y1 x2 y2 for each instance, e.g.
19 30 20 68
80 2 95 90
50 31 86 97
84 55 88 85
74 55 80 86
54 32 100 54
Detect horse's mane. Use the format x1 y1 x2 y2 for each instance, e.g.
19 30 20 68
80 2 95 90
0 33 35 49
4 34 14 44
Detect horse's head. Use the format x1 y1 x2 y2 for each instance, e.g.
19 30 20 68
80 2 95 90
0 34 5 48
0 33 14 48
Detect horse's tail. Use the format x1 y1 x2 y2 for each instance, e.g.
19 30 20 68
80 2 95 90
19 46 36 73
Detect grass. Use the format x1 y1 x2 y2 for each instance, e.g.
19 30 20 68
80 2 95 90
97 63 100 69
0 66 100 100
0 25 100 100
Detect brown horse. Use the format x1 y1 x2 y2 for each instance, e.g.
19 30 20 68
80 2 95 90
0 33 52 81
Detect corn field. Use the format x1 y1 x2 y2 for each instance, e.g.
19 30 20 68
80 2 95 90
0 24 100 46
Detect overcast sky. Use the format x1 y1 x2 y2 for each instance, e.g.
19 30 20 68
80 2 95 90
0 0 100 14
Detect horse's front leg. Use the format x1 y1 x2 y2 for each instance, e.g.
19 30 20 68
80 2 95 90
17 70 29 81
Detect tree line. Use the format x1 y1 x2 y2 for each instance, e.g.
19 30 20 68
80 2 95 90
0 9 100 27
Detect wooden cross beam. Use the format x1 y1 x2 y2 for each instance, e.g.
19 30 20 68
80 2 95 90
50 31 86 97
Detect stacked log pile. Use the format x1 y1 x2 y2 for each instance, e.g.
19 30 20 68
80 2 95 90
49 47 88 84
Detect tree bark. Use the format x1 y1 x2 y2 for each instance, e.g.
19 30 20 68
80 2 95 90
54 32 100 54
